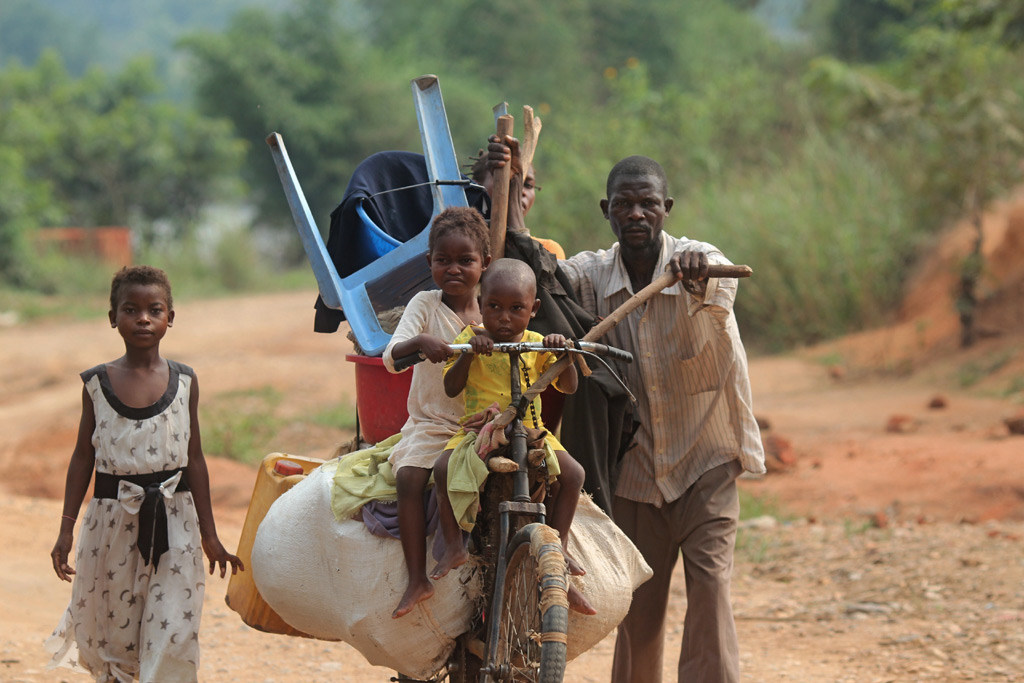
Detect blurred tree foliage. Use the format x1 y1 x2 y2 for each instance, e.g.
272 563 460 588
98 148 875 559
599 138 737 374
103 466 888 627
0 0 96 75
806 0 1024 346
180 0 795 244
179 0 496 233
3 0 1024 349
0 52 245 254
0 0 293 77
0 148 59 287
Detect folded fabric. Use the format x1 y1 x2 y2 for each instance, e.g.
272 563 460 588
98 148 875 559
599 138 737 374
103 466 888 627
475 418 509 456
447 432 561 532
330 434 403 521
447 433 490 532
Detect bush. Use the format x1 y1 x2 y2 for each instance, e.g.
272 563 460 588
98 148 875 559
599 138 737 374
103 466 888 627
672 134 919 351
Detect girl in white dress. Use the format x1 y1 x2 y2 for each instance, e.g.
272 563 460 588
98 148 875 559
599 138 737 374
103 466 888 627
383 207 491 618
47 265 242 682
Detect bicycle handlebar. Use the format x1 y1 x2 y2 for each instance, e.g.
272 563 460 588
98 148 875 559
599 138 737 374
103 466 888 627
392 340 633 372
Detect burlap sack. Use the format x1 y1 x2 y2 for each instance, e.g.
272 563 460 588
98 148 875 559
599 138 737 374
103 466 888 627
252 462 479 678
565 495 653 660
252 462 651 678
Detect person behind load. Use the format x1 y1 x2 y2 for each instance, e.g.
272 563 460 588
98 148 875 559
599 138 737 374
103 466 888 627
383 206 492 618
433 258 596 615
561 156 766 682
488 134 767 679
468 146 565 260
47 265 243 682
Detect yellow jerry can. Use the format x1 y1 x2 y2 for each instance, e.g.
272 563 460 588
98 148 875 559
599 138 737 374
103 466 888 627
225 452 325 637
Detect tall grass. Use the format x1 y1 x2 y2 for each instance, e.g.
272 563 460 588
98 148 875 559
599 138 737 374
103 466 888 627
672 134 921 351
201 386 283 465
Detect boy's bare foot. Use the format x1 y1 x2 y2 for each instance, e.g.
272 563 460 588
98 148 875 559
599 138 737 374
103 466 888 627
568 584 597 615
429 545 469 580
393 577 435 618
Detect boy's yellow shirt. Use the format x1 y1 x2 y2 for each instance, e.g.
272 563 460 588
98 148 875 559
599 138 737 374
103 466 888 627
442 326 559 426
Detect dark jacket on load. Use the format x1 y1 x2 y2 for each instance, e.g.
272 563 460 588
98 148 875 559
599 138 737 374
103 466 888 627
313 151 486 333
505 230 637 517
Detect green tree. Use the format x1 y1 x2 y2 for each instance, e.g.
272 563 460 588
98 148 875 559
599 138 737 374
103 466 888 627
0 50 245 274
806 3 1024 345
0 148 62 285
0 0 96 74
522 4 805 252
823 0 923 62
182 0 803 255
360 0 775 106
361 0 598 107
181 0 463 234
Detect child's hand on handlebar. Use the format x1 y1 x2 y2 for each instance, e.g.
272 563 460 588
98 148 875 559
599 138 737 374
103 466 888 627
470 333 494 355
418 335 453 363
542 333 570 350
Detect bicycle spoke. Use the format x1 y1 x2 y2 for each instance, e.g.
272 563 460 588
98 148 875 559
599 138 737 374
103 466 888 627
491 525 566 682
499 549 542 679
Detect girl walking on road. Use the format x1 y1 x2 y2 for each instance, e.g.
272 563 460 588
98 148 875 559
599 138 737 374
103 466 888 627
47 265 242 682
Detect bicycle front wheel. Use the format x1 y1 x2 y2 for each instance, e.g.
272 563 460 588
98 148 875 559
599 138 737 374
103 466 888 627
493 523 568 682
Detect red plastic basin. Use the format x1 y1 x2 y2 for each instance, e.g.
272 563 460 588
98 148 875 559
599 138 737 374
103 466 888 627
346 354 412 445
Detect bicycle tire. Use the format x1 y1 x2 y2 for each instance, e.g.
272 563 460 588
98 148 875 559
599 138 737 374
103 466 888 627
492 523 568 682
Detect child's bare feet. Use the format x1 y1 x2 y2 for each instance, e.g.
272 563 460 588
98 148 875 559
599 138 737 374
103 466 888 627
568 583 596 615
393 576 434 618
430 543 469 580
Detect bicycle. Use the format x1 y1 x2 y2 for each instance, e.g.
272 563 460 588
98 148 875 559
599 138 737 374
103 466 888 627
392 340 633 683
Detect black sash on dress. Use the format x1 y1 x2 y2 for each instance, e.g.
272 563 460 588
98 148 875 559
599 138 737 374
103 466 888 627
94 467 190 569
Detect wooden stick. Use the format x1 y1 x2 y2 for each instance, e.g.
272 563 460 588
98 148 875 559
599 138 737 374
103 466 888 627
490 114 514 260
519 105 542 179
491 264 752 428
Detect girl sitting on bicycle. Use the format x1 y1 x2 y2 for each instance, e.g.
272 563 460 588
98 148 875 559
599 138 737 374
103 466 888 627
384 206 491 619
435 258 596 615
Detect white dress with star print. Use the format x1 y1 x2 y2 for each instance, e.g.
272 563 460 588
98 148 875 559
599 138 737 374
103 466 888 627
46 360 205 683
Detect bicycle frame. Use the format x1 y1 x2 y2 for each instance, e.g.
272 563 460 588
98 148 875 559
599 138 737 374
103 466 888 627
397 340 631 682
479 348 547 682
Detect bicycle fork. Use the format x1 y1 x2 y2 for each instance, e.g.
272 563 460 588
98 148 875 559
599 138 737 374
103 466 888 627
479 350 548 682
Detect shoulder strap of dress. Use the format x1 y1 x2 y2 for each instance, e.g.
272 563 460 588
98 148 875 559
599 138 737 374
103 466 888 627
166 359 195 379
80 364 105 384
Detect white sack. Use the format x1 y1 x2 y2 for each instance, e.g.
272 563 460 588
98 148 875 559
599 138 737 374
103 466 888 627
565 495 653 661
252 463 478 678
252 462 651 679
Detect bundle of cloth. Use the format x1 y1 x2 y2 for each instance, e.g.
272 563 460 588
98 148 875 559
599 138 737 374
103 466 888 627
251 440 652 679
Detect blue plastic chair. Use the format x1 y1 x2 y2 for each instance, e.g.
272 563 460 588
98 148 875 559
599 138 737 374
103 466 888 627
267 75 476 356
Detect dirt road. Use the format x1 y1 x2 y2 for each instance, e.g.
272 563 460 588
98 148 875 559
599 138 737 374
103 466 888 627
1 288 1022 682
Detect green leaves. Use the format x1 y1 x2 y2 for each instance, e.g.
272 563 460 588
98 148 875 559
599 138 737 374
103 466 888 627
181 0 435 229
809 4 1024 230
0 52 244 235
5 0 1024 350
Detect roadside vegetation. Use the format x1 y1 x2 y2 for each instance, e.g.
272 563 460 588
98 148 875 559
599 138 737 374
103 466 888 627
3 0 1024 353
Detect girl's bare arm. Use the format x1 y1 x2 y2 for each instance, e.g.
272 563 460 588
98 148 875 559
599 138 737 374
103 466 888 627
51 387 97 581
184 375 244 577
390 334 452 364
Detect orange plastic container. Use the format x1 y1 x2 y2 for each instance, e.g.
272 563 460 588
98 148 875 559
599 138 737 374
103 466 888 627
225 453 325 637
346 353 412 444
